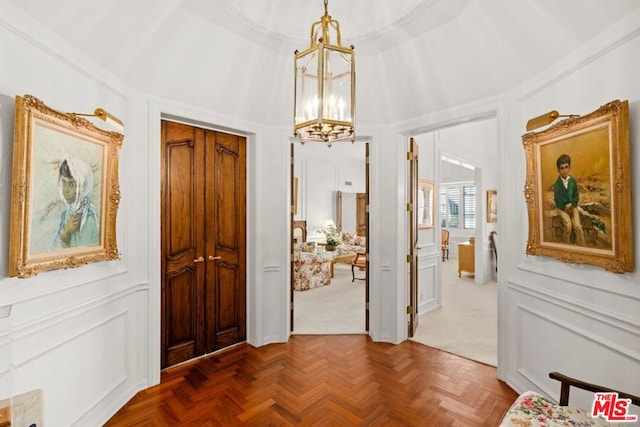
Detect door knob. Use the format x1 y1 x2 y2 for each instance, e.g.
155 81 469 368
194 256 204 263
208 255 222 261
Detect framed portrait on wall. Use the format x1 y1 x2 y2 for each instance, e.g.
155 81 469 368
8 95 123 278
487 190 497 223
417 178 434 229
522 99 633 273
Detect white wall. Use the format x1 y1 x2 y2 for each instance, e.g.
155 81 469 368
0 7 288 425
1 3 639 425
0 7 387 424
293 142 366 236
499 9 640 408
383 7 640 405
0 8 148 425
341 192 357 234
414 133 440 316
413 118 499 316
437 119 499 283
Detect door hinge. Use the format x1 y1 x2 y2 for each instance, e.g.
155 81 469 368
406 203 413 212
365 155 370 164
365 204 370 213
290 302 294 310
366 302 370 310
291 156 295 165
407 152 414 160
406 254 413 263
406 305 413 314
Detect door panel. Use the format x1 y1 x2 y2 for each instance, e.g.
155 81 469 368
210 262 241 349
290 143 295 331
356 193 366 236
205 130 246 353
408 138 419 337
167 144 196 254
365 143 370 331
164 268 199 366
162 121 246 368
162 122 205 368
214 145 240 250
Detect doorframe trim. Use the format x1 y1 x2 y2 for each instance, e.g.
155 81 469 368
149 99 262 386
390 97 501 356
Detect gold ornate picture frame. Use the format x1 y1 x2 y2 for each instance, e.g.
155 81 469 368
8 95 123 278
417 178 435 229
487 190 497 223
522 99 633 273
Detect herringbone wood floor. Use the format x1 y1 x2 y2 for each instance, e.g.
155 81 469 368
105 335 517 426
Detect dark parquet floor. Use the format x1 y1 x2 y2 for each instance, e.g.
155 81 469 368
105 335 517 426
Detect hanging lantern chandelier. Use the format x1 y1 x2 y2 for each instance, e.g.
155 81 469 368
293 0 355 146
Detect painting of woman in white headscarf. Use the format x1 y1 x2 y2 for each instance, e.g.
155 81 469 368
29 123 104 254
54 155 100 247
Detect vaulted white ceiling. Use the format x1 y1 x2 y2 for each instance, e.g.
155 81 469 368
8 0 640 128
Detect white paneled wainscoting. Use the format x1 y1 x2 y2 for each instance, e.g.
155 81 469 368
505 277 640 412
7 284 149 426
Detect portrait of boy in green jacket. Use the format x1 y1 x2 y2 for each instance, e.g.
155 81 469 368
553 154 585 245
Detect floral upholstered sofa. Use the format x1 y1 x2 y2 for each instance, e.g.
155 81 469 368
293 242 333 291
340 231 366 254
500 372 640 427
500 391 615 426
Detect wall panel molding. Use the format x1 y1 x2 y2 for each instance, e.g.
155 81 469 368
418 260 438 314
417 251 438 262
512 301 640 405
86 378 149 427
514 367 558 401
11 284 148 366
515 302 640 365
516 262 640 301
3 265 131 309
0 329 9 378
507 279 640 333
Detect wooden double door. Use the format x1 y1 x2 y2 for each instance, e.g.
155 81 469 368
161 120 246 369
336 191 367 236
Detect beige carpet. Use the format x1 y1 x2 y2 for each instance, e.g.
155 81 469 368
293 259 497 367
410 259 498 366
293 263 366 334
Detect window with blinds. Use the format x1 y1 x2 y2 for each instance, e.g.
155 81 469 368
463 185 475 229
440 183 475 229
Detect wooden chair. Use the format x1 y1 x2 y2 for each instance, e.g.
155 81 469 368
490 231 497 272
549 371 640 407
441 229 449 261
351 253 366 282
500 372 640 426
292 220 307 243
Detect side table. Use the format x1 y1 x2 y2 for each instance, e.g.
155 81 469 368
458 241 475 277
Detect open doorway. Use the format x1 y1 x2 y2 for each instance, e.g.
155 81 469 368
290 141 369 334
407 118 499 366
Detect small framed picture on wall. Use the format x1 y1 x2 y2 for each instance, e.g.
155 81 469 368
487 190 497 223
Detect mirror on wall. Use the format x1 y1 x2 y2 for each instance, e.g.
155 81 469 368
417 179 434 229
336 190 366 235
